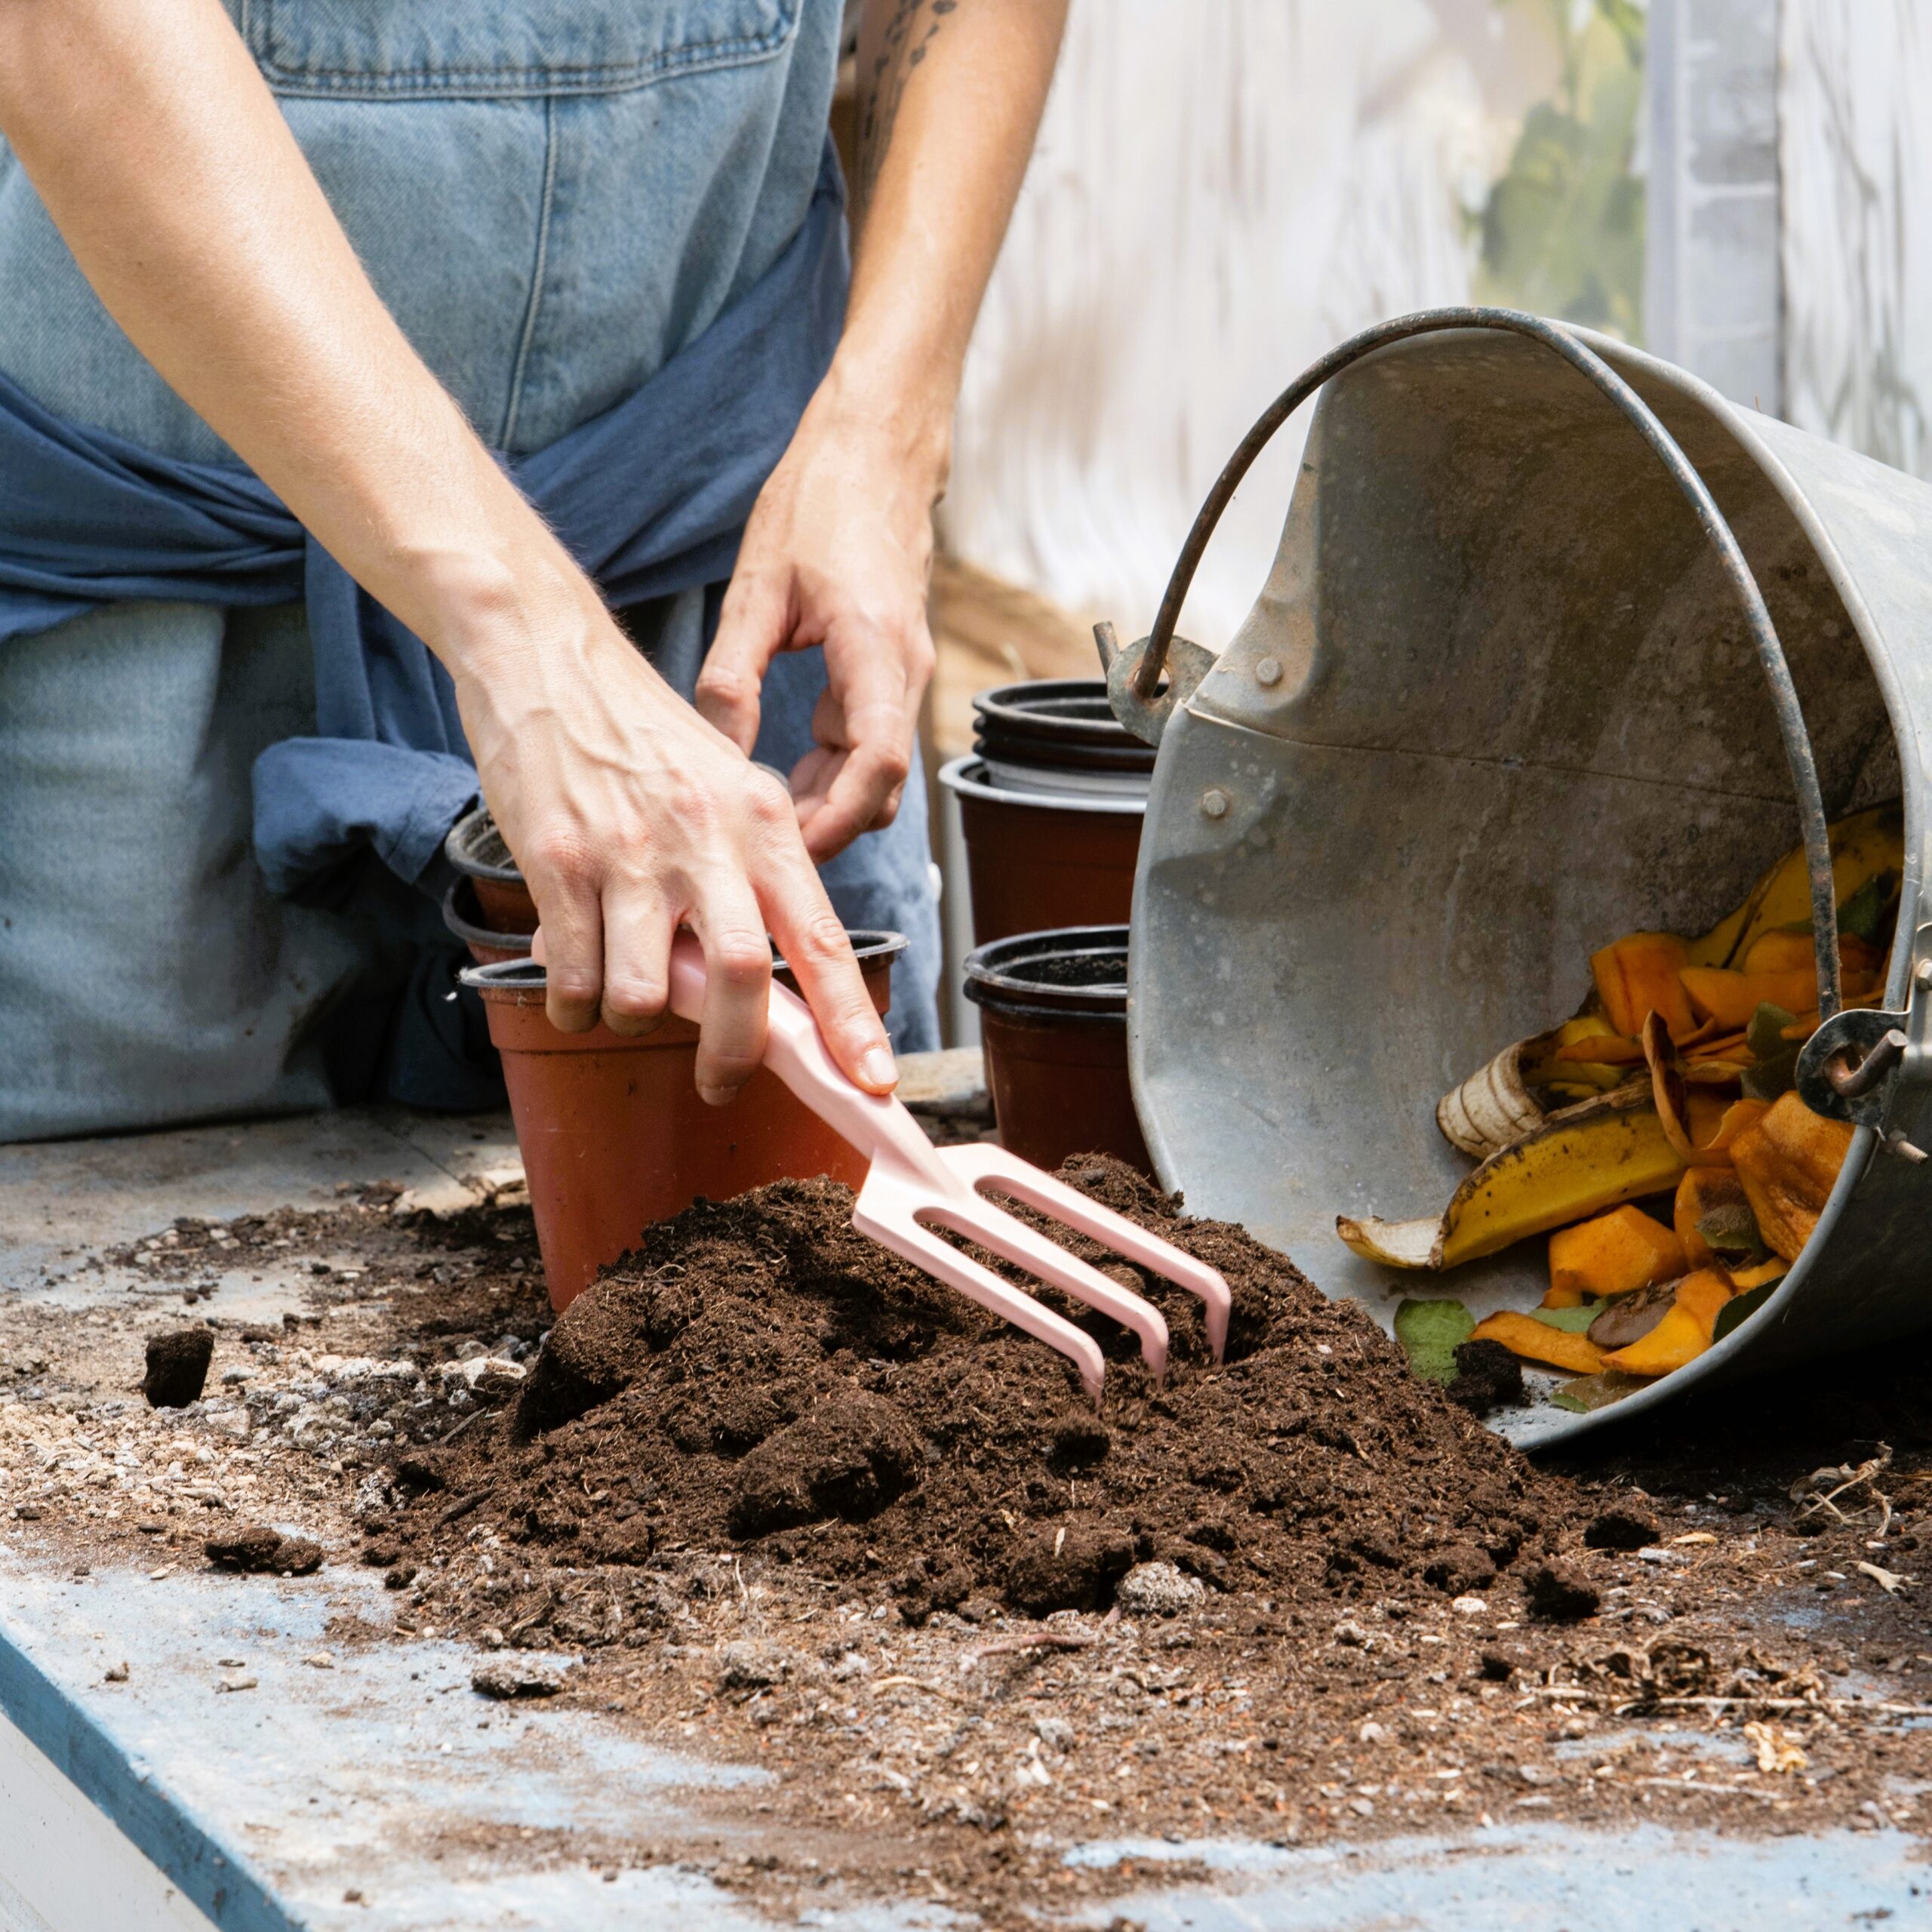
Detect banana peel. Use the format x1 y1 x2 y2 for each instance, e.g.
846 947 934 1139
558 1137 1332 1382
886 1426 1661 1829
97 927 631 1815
1435 1016 1639 1161
1340 1087 1685 1272
1434 1032 1554 1161
1690 803 1902 968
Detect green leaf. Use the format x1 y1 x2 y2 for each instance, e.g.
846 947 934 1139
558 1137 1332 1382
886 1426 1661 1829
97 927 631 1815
1742 1001 1799 1099
1529 1303 1602 1334
1746 1002 1798 1063
1712 1280 1780 1342
1838 873 1896 943
1395 1298 1475 1384
1741 1051 1798 1102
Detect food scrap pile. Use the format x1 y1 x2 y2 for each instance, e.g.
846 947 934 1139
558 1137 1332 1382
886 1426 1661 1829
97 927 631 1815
1340 805 1900 1409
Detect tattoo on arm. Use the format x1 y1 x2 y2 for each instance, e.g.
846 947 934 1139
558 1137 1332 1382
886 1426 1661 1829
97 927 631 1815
854 0 957 216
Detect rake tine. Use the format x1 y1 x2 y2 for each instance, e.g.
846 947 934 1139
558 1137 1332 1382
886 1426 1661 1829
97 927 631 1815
941 1146 1232 1361
920 1194 1170 1380
853 1182 1108 1401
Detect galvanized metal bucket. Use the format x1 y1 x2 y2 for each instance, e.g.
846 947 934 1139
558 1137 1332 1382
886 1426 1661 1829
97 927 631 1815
1103 308 1932 1446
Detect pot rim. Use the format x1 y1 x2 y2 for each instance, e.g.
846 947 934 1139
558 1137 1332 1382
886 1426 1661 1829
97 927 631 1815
937 755 1148 817
442 877 534 955
444 804 521 884
972 678 1155 773
461 928 909 1001
962 924 1131 1017
973 678 1146 743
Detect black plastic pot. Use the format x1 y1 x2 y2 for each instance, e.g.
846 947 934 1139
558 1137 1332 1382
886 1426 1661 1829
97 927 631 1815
962 925 1151 1174
441 876 532 966
444 805 537 935
972 678 1157 785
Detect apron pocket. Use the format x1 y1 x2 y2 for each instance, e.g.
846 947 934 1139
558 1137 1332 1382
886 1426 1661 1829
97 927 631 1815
245 0 800 100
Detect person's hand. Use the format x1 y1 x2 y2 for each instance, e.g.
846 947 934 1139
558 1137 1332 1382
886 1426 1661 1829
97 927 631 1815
451 569 897 1104
695 392 939 861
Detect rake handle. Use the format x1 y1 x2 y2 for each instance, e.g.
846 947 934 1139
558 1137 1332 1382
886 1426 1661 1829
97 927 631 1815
665 934 943 1175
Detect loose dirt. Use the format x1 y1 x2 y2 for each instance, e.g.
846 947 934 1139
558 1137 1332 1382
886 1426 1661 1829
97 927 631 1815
401 1162 1561 1627
5 1155 1932 1924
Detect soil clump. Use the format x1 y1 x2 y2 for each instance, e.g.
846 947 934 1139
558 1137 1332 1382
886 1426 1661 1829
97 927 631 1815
205 1524 323 1575
142 1327 212 1407
388 1161 1564 1623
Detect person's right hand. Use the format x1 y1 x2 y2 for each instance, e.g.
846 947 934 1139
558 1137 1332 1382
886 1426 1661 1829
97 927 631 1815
451 574 897 1106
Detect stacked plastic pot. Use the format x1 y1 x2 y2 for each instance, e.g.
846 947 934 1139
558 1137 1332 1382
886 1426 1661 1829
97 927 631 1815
940 680 1155 1177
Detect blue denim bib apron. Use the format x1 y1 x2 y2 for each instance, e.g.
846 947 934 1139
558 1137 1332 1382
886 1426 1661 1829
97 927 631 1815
0 0 940 1140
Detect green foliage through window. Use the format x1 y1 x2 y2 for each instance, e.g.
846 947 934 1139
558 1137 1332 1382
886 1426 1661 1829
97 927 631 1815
1475 0 1647 340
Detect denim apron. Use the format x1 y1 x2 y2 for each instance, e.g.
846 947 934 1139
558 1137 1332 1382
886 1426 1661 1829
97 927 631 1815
0 0 940 1142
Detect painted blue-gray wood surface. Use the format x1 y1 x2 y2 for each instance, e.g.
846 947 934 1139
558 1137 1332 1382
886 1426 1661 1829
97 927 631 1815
1069 1821 1929 1929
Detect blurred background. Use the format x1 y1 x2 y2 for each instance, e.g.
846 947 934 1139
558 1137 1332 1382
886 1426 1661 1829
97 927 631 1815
897 0 1932 1038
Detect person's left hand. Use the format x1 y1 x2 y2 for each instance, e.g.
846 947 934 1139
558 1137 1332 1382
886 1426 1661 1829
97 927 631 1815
696 389 940 863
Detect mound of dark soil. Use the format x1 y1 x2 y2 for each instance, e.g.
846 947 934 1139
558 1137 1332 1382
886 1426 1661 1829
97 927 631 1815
383 1160 1568 1620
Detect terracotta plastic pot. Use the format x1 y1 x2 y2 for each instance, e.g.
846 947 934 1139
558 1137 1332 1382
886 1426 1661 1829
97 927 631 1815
462 931 905 1310
441 877 532 967
939 756 1144 946
962 925 1152 1175
445 805 537 935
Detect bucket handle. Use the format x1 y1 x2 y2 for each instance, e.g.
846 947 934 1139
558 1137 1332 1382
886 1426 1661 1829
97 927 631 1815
1113 304 1844 1022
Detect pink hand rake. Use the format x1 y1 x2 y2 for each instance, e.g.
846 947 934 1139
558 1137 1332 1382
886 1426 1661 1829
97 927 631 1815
668 937 1229 1399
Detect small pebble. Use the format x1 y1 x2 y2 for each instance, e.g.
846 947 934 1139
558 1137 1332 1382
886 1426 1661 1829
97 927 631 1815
1115 1562 1206 1618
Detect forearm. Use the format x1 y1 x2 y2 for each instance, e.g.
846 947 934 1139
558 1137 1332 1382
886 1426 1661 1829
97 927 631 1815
837 0 1068 481
0 0 584 672
0 0 897 1086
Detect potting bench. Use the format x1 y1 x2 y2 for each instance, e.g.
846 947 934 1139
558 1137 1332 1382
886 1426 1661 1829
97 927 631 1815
0 1096 1921 1930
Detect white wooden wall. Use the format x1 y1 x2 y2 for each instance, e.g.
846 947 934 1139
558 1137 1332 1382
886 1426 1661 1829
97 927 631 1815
1781 1 1932 482
940 0 1556 648
943 1 1932 636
